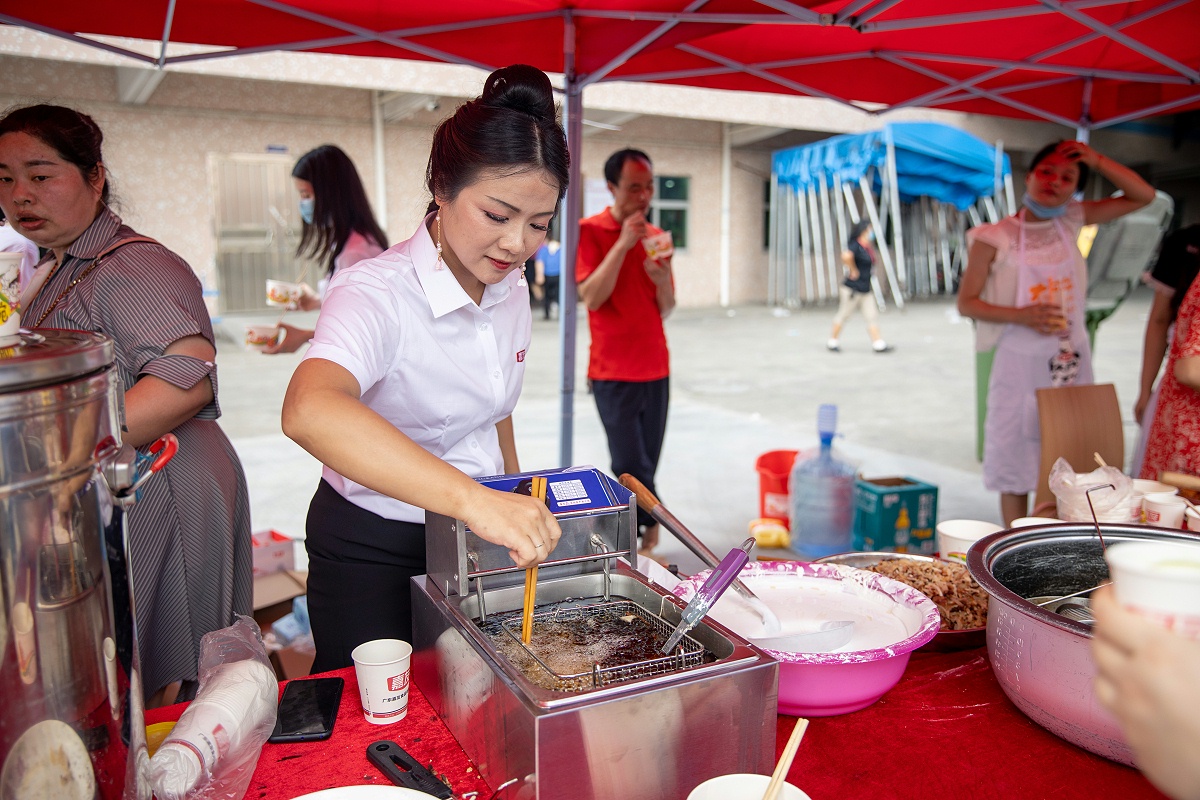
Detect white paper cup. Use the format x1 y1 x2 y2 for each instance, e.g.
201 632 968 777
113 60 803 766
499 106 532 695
687 774 810 800
265 279 303 308
1010 516 1062 528
642 230 674 260
1105 540 1200 638
243 324 280 351
351 639 412 725
1143 492 1186 529
936 519 1002 564
1186 506 1200 532
0 251 22 344
1132 479 1177 497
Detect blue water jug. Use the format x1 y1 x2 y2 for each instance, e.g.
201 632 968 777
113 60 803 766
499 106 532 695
789 404 857 559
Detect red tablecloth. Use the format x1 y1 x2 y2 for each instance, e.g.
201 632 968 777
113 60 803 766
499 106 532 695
145 666 492 799
146 648 1167 799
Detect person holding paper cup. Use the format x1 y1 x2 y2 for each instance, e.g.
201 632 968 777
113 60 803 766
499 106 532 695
282 65 565 672
0 104 251 706
576 148 676 556
957 140 1155 526
1092 540 1200 800
264 145 388 354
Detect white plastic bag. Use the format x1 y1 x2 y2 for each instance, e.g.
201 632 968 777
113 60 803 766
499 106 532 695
1049 458 1136 522
148 615 278 800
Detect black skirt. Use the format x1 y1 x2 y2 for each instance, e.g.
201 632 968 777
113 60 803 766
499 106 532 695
304 479 427 673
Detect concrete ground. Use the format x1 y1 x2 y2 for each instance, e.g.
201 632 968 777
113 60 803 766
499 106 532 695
215 286 1154 574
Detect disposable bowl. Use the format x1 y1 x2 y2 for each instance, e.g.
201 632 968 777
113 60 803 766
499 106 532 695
674 560 938 716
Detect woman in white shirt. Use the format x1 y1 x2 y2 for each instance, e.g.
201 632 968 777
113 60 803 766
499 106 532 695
958 140 1153 526
267 144 388 353
281 64 568 671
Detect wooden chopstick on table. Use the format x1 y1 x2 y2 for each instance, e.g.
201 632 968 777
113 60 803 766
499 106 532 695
521 476 548 644
763 717 808 800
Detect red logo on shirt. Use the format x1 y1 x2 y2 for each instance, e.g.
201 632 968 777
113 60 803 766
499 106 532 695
516 350 526 362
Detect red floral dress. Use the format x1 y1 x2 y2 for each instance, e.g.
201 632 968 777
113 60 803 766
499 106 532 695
1141 277 1200 479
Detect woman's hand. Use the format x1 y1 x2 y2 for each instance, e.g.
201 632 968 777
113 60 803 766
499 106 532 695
1092 586 1200 800
1057 139 1101 170
1017 302 1068 335
296 282 322 312
462 487 562 568
263 323 313 354
1134 389 1153 425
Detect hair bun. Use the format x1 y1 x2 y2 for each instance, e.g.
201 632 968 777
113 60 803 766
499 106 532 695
481 64 556 122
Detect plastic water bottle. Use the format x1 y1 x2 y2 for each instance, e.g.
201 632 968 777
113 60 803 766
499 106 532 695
789 404 857 559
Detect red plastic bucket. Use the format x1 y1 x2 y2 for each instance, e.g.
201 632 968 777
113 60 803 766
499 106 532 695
756 449 799 527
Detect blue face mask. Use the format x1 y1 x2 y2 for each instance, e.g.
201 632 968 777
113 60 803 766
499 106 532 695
299 198 315 225
1021 192 1068 220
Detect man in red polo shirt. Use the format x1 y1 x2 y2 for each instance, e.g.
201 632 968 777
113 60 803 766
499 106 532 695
577 148 676 554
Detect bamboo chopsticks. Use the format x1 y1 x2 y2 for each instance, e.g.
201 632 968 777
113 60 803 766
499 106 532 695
521 476 548 644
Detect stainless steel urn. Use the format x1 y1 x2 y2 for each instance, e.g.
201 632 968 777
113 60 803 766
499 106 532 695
1 330 145 800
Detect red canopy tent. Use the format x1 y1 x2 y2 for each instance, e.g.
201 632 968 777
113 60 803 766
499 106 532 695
4 0 1197 461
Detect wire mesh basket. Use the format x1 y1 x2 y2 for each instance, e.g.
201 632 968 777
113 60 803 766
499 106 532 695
484 597 706 692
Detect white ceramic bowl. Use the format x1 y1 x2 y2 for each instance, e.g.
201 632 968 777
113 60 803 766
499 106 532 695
674 561 939 716
687 773 810 800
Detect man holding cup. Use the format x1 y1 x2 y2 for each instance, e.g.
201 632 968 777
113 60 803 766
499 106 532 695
1092 540 1200 800
577 148 676 556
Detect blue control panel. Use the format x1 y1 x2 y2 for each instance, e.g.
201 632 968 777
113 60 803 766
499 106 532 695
477 467 630 516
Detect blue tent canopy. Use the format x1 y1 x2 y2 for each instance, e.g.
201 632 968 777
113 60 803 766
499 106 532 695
771 122 1010 211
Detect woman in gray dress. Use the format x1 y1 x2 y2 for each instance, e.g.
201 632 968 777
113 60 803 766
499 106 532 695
0 104 251 706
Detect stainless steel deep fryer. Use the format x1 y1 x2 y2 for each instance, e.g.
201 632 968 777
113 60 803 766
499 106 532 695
411 466 778 800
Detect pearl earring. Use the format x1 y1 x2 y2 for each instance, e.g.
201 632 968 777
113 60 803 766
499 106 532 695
517 264 527 287
435 211 445 271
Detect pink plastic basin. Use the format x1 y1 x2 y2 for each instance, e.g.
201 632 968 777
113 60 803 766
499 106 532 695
675 560 939 716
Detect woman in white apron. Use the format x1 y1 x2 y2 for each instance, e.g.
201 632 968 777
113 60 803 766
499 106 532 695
958 140 1155 526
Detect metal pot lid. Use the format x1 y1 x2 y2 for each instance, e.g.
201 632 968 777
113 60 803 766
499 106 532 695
0 328 114 393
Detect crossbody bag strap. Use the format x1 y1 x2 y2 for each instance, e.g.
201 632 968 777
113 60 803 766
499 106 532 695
30 235 159 328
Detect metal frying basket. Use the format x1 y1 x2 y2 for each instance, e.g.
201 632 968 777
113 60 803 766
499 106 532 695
490 598 705 692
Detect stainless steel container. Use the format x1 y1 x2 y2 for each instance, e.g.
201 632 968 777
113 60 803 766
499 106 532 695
966 522 1199 766
1 330 144 800
413 467 778 800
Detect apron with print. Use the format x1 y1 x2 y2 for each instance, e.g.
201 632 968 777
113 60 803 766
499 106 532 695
983 212 1092 493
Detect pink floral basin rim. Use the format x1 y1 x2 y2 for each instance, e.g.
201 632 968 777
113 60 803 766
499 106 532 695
674 560 940 664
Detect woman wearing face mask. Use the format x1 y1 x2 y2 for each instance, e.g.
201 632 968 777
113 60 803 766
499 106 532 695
265 144 388 354
958 140 1154 525
281 64 567 671
0 105 251 706
827 220 890 353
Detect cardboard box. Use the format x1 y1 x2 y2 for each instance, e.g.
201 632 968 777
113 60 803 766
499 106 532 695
252 570 313 680
252 569 308 629
852 476 938 555
252 529 296 577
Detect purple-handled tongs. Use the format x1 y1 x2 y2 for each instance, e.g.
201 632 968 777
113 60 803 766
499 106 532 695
661 537 755 654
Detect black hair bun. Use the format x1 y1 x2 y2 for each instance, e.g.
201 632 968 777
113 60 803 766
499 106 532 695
482 64 556 122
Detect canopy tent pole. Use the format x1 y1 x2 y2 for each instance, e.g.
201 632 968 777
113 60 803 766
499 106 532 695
767 173 780 307
858 175 904 309
885 135 907 296
371 91 389 234
719 122 733 307
558 11 581 468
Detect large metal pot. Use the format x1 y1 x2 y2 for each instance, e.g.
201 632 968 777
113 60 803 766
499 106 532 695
1 330 144 800
966 522 1197 766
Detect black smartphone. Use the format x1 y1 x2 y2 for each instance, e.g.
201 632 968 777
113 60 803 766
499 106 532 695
268 676 344 744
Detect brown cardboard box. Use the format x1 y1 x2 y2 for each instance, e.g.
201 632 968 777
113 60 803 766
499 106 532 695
251 570 314 679
252 569 307 629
